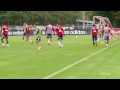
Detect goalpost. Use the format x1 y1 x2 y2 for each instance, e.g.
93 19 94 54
93 16 117 40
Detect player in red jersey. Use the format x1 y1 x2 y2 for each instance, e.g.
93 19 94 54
55 24 65 48
1 24 9 47
90 24 98 46
25 22 33 45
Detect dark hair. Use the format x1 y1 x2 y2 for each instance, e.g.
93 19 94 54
48 22 51 24
35 22 39 25
93 24 95 26
105 24 107 27
2 22 5 25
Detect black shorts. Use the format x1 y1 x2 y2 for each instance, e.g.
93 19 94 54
92 36 97 42
1 35 8 39
23 32 26 36
104 36 109 40
26 34 30 38
57 36 63 40
36 37 41 42
47 34 52 38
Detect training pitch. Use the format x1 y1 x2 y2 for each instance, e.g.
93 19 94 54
0 35 120 79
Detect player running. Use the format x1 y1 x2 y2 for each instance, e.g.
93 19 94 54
91 24 99 46
98 24 104 42
45 23 55 45
35 22 42 50
55 24 65 48
25 22 33 45
1 24 9 47
22 22 26 43
102 24 113 47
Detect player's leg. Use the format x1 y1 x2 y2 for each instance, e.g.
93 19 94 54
60 36 63 48
98 33 103 42
50 34 52 45
28 36 33 44
92 36 95 45
100 34 104 44
37 42 41 50
57 36 63 48
26 34 33 44
22 33 25 42
104 36 108 47
36 37 41 50
1 35 5 47
47 34 50 45
5 36 9 47
22 36 24 42
26 34 29 44
95 36 98 46
106 36 109 47
47 38 50 45
57 36 61 47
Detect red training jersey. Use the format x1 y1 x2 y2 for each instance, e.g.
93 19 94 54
91 27 98 36
25 24 30 34
55 25 64 36
2 25 8 36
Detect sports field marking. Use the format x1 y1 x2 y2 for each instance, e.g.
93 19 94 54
43 40 120 79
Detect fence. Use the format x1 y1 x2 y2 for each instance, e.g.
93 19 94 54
1 28 120 36
0 25 92 36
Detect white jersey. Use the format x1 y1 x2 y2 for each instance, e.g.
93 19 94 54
103 27 110 37
46 24 54 34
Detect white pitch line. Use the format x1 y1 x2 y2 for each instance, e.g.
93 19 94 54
43 40 120 79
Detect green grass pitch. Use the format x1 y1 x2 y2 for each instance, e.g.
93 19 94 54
0 35 120 79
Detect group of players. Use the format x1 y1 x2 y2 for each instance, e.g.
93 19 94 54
1 22 65 50
1 22 114 50
91 24 114 47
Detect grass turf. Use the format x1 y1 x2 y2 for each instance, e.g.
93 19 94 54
0 35 120 79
